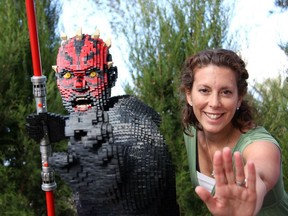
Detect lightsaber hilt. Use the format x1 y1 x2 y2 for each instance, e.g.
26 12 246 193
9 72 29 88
41 156 57 192
31 75 57 192
31 75 47 114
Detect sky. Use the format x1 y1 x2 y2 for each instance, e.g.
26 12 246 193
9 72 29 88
57 0 288 95
227 0 288 84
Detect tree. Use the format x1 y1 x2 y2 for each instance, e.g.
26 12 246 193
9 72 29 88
251 76 288 190
122 2 229 215
90 0 231 214
275 0 288 56
275 0 288 9
0 0 71 215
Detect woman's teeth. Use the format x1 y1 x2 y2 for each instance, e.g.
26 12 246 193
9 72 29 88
205 113 222 120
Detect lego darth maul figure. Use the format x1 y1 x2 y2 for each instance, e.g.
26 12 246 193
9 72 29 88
26 29 179 216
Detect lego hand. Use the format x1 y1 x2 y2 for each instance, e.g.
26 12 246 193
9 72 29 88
26 112 67 143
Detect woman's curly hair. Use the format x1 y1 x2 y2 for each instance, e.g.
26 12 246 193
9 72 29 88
180 48 255 132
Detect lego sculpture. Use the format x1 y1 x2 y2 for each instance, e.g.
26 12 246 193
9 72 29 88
26 29 179 216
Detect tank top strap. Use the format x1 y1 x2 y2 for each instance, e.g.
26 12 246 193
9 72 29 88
184 127 199 186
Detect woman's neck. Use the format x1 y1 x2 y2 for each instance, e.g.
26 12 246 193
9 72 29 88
202 124 238 149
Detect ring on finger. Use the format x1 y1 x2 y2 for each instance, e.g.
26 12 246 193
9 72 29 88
236 179 246 187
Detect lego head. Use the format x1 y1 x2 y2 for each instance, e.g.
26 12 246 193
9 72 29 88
53 29 118 113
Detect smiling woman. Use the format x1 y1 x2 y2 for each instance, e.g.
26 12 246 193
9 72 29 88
185 65 242 135
180 48 288 215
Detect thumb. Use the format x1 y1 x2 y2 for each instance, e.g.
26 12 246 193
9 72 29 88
195 186 214 203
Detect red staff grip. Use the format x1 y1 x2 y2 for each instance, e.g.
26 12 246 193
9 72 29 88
25 0 42 77
25 1 56 216
45 191 56 216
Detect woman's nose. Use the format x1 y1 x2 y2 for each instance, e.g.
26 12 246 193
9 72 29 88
209 93 221 108
73 76 87 92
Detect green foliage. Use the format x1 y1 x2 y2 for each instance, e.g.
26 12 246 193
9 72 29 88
251 76 288 190
0 0 70 215
104 0 230 214
0 166 34 216
274 0 288 190
105 0 288 214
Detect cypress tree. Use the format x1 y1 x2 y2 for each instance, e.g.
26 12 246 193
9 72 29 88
0 0 71 215
102 0 231 214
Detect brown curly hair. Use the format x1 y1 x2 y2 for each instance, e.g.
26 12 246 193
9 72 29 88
180 48 255 132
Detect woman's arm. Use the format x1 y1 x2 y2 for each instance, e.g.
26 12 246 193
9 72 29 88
242 141 281 214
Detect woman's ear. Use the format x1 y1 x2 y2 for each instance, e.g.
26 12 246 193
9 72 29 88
185 90 193 107
237 97 242 109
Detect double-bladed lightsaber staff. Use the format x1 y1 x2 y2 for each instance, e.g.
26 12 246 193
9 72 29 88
25 0 56 215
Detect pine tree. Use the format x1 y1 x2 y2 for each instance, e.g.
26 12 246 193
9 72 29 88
275 0 288 9
251 77 288 190
275 0 288 56
0 0 71 215
99 0 231 214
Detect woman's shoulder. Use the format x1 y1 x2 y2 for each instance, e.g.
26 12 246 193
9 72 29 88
235 126 279 151
242 126 277 141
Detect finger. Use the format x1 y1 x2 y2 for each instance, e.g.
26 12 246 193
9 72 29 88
234 151 246 186
195 186 214 204
246 161 256 192
222 147 234 185
213 150 227 186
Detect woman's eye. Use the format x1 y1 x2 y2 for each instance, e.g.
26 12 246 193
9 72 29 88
63 72 72 79
199 88 209 93
222 90 232 95
89 71 97 78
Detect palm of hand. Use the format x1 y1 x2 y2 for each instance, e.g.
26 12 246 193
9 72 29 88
210 181 257 216
196 147 257 216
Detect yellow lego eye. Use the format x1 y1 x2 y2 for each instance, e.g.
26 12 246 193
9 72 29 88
63 72 72 79
89 71 97 78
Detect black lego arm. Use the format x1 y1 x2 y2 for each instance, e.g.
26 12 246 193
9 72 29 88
26 112 67 143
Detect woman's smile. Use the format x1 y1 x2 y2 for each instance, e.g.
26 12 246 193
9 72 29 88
204 112 224 120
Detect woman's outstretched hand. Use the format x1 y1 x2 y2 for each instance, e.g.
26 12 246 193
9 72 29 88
195 147 257 216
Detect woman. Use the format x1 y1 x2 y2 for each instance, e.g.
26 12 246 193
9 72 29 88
180 48 288 215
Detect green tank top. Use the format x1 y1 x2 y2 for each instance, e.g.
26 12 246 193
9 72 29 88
184 126 288 215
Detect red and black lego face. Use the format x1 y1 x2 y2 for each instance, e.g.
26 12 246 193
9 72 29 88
55 33 117 113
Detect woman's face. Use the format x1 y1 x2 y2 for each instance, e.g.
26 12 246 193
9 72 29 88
186 65 242 134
